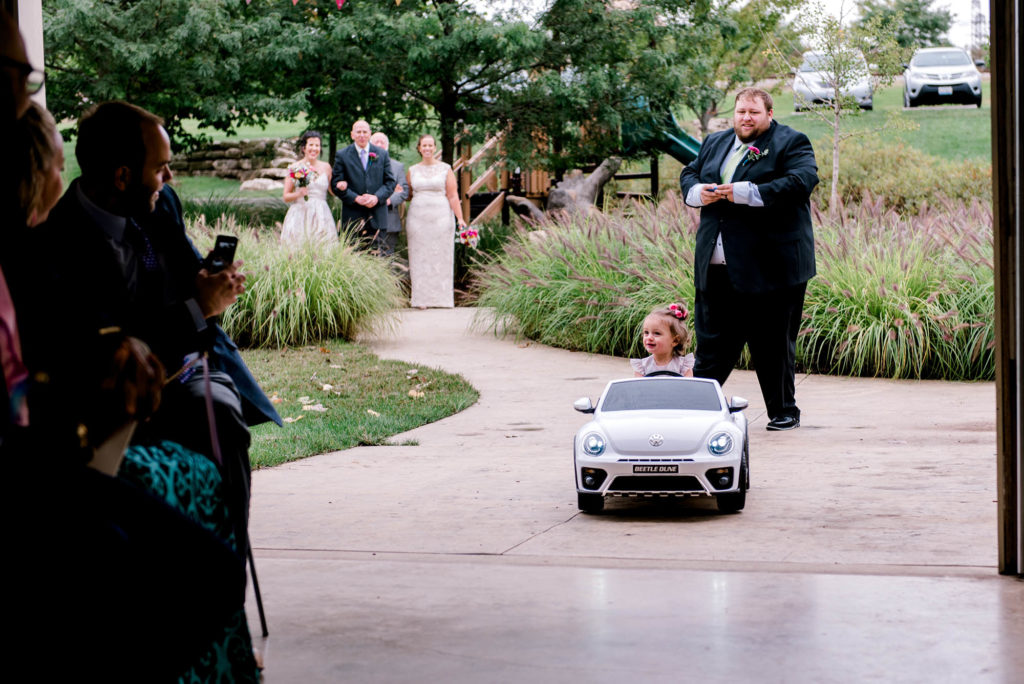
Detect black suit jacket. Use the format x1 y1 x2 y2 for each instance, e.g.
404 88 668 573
32 182 281 429
331 143 397 232
679 120 818 294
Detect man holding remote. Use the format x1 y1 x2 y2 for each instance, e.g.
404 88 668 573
679 87 818 431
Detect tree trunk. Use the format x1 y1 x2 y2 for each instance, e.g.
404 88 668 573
830 104 841 216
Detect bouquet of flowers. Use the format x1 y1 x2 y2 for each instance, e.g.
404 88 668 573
289 163 316 201
456 226 480 249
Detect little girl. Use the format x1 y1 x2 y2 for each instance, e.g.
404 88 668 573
630 302 695 377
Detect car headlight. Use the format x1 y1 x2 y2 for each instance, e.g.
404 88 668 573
581 432 606 456
708 432 733 455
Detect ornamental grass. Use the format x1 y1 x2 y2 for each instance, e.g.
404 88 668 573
472 195 994 381
189 216 403 348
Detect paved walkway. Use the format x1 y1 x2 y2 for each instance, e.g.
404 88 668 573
246 308 1023 683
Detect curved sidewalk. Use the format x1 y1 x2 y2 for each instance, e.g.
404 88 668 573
247 308 1022 683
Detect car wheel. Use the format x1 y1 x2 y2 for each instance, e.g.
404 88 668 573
904 88 917 108
716 443 748 513
578 492 604 513
975 95 982 108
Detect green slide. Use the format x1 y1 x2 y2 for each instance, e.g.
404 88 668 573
622 110 702 165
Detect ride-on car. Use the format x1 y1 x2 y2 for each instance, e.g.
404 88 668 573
903 47 984 108
573 374 749 514
792 50 874 111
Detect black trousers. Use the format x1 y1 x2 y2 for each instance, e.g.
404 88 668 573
694 265 807 420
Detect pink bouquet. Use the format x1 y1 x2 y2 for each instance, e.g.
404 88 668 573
289 163 316 201
456 227 480 248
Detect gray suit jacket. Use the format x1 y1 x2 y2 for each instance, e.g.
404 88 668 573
384 158 407 233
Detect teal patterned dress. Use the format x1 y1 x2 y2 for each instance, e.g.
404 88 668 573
119 440 260 683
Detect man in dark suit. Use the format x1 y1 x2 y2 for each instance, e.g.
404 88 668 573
679 87 818 431
369 131 407 257
331 119 397 253
32 101 280 558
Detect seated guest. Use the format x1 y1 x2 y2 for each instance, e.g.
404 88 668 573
27 101 280 565
7 330 246 680
14 102 64 227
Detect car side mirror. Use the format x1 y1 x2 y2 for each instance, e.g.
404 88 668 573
574 397 595 414
901 63 909 69
974 59 985 68
729 396 749 413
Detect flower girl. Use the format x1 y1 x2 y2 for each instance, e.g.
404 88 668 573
630 303 695 377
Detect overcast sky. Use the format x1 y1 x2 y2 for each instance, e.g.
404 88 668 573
477 0 986 50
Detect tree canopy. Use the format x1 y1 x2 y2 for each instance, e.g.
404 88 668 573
855 0 952 48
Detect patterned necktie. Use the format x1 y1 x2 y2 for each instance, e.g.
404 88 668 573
360 147 368 170
721 144 748 183
126 219 158 272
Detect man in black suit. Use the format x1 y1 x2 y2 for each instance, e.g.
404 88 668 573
679 87 818 431
33 101 280 558
331 119 397 253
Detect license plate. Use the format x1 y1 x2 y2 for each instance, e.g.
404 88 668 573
938 86 953 96
633 464 678 473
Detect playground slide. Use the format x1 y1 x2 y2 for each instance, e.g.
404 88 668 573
622 110 702 165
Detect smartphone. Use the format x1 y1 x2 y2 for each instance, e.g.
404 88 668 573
202 235 238 273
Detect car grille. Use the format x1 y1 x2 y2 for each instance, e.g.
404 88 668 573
608 476 703 492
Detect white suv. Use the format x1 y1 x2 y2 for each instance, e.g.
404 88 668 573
904 47 983 108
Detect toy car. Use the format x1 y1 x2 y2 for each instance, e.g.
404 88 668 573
573 374 749 514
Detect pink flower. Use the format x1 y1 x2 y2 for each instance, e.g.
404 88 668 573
668 303 688 320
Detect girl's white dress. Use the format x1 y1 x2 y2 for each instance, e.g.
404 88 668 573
280 170 337 247
405 162 455 308
630 354 696 376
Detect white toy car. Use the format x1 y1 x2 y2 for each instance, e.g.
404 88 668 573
573 375 749 514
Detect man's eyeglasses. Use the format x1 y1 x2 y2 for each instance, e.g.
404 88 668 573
0 55 45 94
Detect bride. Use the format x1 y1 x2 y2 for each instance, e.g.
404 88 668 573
280 130 338 247
404 134 468 309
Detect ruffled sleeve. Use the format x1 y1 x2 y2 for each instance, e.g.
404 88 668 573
629 358 647 374
680 353 695 375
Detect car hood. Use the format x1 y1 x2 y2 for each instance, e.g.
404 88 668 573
595 410 727 456
909 64 976 76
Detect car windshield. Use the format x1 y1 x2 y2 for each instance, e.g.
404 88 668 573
912 50 972 67
600 380 722 412
799 52 866 72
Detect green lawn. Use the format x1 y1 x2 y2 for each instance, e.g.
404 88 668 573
774 78 992 161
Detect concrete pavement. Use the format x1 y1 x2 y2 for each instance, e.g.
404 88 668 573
246 308 1023 683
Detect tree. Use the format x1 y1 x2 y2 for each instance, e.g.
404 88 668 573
489 0 700 171
43 0 308 150
855 0 952 48
764 2 910 214
676 0 801 139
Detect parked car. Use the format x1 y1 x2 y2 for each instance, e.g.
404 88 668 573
573 375 749 514
903 47 983 108
792 50 874 111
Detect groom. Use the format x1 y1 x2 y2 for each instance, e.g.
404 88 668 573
332 119 396 253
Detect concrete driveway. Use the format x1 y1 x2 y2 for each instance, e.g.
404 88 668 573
247 308 1023 683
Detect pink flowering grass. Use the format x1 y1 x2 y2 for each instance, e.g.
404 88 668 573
473 194 994 381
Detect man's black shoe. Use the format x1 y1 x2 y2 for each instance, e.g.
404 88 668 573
766 415 800 431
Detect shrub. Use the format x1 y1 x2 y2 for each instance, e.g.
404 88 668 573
815 136 991 214
181 195 290 230
189 216 403 348
473 196 995 381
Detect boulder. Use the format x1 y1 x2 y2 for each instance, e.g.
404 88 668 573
240 178 284 191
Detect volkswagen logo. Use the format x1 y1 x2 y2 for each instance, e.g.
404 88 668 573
649 434 664 447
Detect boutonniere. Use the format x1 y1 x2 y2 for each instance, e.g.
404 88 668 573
367 152 378 164
744 146 768 165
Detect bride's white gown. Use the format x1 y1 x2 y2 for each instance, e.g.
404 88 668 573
405 162 455 308
280 171 337 247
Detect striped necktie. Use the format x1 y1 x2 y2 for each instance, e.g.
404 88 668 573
721 144 748 183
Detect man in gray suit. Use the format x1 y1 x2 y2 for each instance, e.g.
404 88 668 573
370 131 407 257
